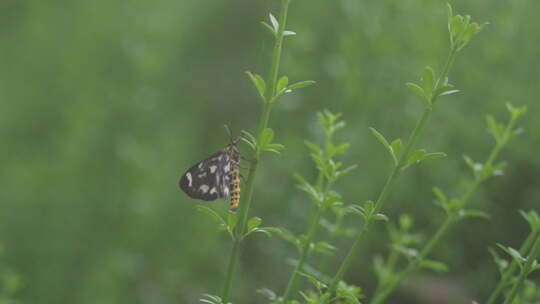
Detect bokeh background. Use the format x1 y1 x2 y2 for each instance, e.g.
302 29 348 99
0 0 538 303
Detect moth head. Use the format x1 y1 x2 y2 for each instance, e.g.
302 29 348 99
223 124 241 146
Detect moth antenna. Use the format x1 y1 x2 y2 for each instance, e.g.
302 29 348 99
223 124 233 142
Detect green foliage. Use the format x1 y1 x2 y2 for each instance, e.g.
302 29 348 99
280 110 356 302
0 1 537 304
200 294 231 304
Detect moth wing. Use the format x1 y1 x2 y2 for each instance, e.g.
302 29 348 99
216 153 232 199
179 151 223 201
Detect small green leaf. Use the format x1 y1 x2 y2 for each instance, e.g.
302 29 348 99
246 71 266 99
248 217 262 231
298 271 328 290
463 154 482 177
259 128 275 150
419 259 449 273
433 83 459 99
451 15 464 39
369 127 397 165
520 210 540 232
240 130 256 151
446 3 454 36
283 30 296 36
294 173 323 204
260 21 276 36
423 152 447 161
406 82 428 105
227 213 238 230
200 294 227 304
322 191 342 209
506 102 528 118
422 66 435 97
264 143 285 154
304 140 322 155
399 214 413 231
335 164 358 179
288 80 316 90
277 75 289 93
488 247 509 275
364 200 375 216
403 149 427 169
373 213 389 222
497 244 526 265
347 204 366 219
390 139 402 158
336 281 362 304
269 13 279 32
257 288 277 301
373 255 390 281
432 187 448 205
313 241 337 255
331 143 351 157
486 114 503 142
392 244 419 259
458 209 490 220
196 206 227 229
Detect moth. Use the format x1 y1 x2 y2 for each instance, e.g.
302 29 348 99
179 132 241 213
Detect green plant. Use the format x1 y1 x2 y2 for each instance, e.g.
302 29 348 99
369 102 527 304
487 210 540 304
271 110 357 303
195 0 315 302
327 4 486 297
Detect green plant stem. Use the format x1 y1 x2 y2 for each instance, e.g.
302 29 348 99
282 205 325 302
486 229 539 304
503 233 540 304
221 1 290 302
369 218 453 304
369 107 521 304
222 239 240 302
328 47 458 295
373 242 401 296
319 213 345 272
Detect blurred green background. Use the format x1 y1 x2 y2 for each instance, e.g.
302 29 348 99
0 0 538 303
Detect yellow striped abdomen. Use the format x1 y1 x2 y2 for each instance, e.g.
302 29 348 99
229 168 240 213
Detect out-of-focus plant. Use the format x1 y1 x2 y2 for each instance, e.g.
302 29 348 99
327 5 486 300
0 245 22 304
486 210 540 304
274 111 356 303
370 103 527 304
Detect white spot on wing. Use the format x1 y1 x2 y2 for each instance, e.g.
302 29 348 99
186 172 193 187
210 187 217 194
199 185 209 193
209 165 217 173
198 162 204 169
198 172 207 178
223 163 230 172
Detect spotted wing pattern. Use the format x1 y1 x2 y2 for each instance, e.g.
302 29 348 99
179 140 241 212
179 151 226 201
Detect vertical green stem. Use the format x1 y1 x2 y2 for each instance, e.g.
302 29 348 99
329 107 432 293
503 233 540 304
221 1 291 302
328 47 459 295
319 213 345 272
221 239 240 301
282 205 325 302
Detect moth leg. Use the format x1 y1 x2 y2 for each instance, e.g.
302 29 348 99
240 155 256 163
